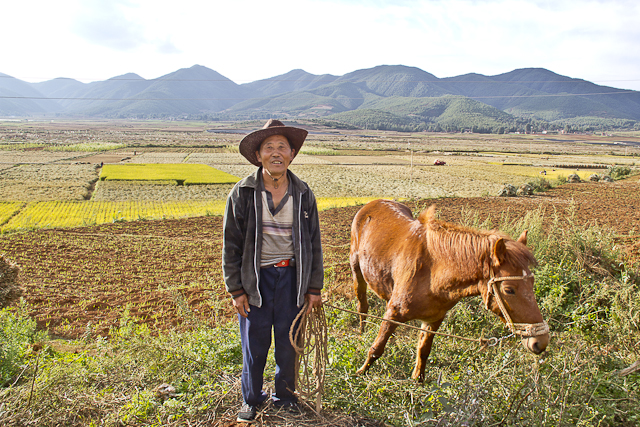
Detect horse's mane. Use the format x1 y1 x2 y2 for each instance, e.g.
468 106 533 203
417 205 536 278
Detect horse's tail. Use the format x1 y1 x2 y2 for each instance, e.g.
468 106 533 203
350 211 370 333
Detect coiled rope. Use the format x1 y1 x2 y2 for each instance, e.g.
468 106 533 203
289 302 329 413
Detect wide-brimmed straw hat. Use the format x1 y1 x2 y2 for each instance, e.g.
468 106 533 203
239 119 308 166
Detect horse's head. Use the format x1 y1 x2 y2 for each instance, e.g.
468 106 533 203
483 230 549 354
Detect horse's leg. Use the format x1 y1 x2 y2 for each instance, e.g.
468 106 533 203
356 306 405 374
412 318 444 381
350 257 369 333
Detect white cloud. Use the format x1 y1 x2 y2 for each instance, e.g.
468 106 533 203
0 0 638 90
73 0 146 50
156 39 182 55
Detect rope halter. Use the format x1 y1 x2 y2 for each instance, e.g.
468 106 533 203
484 269 549 338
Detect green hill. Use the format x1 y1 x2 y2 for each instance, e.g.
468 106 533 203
4 64 640 131
325 96 522 132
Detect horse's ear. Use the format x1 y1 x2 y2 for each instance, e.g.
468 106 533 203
492 238 507 267
517 230 528 246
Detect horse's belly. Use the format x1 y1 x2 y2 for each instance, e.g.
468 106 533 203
359 256 395 301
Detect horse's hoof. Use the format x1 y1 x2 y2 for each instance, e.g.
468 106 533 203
356 364 370 375
410 371 424 382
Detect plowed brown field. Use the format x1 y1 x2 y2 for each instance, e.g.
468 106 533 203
1 177 638 338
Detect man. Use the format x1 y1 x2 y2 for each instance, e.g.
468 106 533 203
222 119 323 423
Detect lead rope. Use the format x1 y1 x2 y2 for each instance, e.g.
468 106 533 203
289 274 549 412
289 302 328 413
288 299 500 413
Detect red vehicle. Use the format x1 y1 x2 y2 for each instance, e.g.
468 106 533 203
434 159 446 165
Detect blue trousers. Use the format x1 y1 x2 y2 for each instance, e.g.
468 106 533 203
238 265 301 407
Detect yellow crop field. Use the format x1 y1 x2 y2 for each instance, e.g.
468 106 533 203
0 202 25 226
316 197 379 211
0 197 376 232
100 163 239 185
0 200 227 232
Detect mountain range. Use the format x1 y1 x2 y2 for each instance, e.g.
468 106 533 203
1 64 639 132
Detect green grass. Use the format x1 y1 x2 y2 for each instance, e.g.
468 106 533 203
0 206 638 426
100 164 240 185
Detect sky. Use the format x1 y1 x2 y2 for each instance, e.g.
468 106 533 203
2 0 640 90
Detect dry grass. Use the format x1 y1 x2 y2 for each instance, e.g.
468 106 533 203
125 152 189 163
92 181 236 201
288 164 512 198
0 164 99 201
0 150 86 164
184 152 332 166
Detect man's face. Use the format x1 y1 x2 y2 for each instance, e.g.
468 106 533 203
255 134 295 175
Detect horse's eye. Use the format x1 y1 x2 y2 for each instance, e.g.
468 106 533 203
504 287 516 295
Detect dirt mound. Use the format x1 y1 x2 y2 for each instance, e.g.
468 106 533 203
0 254 22 307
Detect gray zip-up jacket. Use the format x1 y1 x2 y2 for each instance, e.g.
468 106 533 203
222 168 323 308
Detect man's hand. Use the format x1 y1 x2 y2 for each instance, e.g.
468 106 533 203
232 294 251 318
305 293 322 315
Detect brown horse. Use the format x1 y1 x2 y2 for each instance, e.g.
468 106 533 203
350 199 549 381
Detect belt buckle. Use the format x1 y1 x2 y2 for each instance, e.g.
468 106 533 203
274 259 290 268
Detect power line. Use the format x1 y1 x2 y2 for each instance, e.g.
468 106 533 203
0 90 637 102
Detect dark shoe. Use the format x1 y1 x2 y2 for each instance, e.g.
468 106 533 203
276 402 301 414
237 403 257 423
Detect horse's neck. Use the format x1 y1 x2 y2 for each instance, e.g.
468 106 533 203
446 277 483 301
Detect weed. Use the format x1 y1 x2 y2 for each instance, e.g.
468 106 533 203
0 300 47 387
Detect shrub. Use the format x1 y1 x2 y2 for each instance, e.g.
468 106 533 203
0 301 46 386
527 177 552 192
607 165 632 180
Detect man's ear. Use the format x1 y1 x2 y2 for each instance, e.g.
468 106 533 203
255 150 261 163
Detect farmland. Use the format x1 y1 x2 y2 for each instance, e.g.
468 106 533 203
1 120 638 208
99 164 239 185
1 120 639 426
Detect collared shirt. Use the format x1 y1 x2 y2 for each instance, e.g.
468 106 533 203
259 179 295 267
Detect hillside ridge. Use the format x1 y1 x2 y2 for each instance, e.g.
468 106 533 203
1 64 638 132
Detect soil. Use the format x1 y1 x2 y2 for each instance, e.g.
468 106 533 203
79 151 140 164
0 176 638 338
